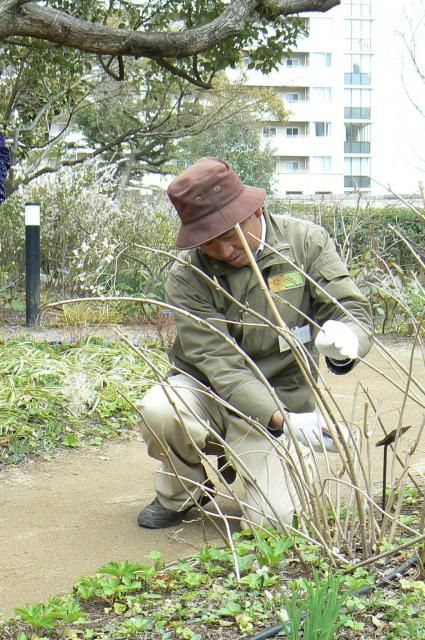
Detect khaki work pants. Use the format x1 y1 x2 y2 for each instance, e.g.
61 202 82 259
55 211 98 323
136 374 313 530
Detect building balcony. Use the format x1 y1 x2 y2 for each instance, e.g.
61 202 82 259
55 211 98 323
276 157 310 174
344 175 371 188
273 171 343 195
277 67 335 88
284 102 311 121
285 102 337 122
344 107 371 120
344 72 371 86
344 141 371 153
272 136 338 157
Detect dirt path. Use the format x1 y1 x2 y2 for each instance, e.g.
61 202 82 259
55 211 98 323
0 336 424 619
0 438 233 619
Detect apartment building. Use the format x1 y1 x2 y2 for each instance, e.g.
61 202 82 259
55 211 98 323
241 0 373 196
343 0 372 192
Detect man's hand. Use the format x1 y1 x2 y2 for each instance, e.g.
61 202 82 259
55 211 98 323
315 320 359 360
282 410 352 453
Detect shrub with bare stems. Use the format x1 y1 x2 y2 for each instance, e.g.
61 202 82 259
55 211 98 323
44 211 425 573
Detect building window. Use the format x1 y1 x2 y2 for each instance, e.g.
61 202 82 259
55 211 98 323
286 57 300 67
315 122 331 136
346 54 372 75
345 123 371 152
345 88 371 106
345 157 370 174
344 54 371 85
344 88 371 119
286 161 300 172
299 17 310 31
263 127 277 138
344 0 371 18
345 123 370 140
312 87 332 103
286 191 303 195
286 127 299 137
312 52 332 67
344 157 370 187
172 159 189 169
311 156 332 172
345 18 371 52
286 93 300 103
278 156 308 172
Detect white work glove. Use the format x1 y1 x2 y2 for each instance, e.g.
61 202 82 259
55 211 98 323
286 410 352 453
315 320 359 360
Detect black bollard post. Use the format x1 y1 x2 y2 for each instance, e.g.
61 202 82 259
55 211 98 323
25 202 40 326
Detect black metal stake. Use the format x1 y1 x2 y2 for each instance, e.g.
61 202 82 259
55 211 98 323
25 203 40 326
376 426 411 523
381 442 389 513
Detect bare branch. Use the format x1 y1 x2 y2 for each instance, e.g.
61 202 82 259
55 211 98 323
153 58 214 90
98 55 126 81
261 0 339 12
2 54 27 125
0 0 340 59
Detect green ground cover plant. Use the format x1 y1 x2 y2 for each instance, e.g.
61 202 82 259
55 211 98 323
0 282 423 639
1 526 424 639
0 337 167 465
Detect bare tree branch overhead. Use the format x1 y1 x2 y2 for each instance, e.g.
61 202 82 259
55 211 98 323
0 0 340 59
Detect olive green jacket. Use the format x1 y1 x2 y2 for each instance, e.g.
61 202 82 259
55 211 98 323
165 213 372 425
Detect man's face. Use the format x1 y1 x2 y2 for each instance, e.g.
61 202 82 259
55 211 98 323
199 209 263 268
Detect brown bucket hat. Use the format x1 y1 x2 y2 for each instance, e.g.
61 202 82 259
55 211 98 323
167 157 266 249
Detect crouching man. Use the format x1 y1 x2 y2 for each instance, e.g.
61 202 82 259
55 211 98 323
136 157 372 530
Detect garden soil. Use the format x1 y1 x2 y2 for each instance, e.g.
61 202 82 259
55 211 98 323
0 326 424 619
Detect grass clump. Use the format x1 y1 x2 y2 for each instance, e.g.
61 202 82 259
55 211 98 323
0 337 167 465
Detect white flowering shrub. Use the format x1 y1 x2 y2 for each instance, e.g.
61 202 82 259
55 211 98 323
28 161 120 287
69 185 178 300
71 234 122 296
1 161 178 304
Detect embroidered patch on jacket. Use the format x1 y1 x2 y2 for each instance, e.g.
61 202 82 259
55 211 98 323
268 271 305 292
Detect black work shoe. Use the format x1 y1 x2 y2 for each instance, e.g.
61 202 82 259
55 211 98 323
137 498 193 529
217 455 237 485
137 483 214 529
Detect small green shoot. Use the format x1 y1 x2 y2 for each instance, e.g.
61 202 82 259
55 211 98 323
280 571 348 640
255 532 293 568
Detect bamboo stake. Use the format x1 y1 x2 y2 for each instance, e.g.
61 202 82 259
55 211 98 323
234 223 330 544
